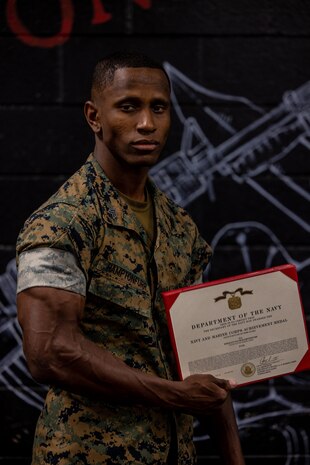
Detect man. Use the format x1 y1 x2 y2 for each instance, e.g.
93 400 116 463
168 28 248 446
16 51 245 465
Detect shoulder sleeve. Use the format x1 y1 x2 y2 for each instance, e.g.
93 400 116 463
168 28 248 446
16 202 100 279
17 248 86 296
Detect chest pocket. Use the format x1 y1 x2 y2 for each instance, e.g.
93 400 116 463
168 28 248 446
88 249 151 319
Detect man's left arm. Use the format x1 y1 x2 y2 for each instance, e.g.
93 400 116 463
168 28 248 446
207 392 245 464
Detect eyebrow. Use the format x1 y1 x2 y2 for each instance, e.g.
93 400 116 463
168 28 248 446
115 96 170 106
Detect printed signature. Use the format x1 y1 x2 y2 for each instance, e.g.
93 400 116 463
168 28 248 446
259 355 279 365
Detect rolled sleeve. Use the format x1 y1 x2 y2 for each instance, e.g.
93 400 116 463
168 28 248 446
17 248 87 296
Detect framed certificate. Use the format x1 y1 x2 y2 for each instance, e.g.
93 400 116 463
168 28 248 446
162 264 310 386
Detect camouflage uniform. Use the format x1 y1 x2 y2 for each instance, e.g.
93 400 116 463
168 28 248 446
17 154 211 465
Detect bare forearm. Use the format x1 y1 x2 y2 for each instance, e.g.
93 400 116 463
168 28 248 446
208 394 245 465
34 326 180 409
24 323 231 416
18 287 235 416
18 294 176 407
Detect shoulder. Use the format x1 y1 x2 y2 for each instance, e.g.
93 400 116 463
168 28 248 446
153 183 199 232
16 158 104 256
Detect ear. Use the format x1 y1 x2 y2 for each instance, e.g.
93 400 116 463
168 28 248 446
84 100 101 134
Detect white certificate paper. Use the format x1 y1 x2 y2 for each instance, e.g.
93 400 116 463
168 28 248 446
162 264 310 386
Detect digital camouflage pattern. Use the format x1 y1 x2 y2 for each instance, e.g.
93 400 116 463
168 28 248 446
17 248 87 295
17 154 212 465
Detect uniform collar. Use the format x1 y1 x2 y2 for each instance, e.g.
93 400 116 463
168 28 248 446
85 154 174 246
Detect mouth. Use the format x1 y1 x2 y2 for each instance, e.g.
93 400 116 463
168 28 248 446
130 140 160 152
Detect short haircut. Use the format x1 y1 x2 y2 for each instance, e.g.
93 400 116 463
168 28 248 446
91 50 170 96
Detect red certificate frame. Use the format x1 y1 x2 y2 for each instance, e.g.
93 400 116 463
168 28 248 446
162 264 310 386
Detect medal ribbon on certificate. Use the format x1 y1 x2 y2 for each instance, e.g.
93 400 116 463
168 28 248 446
214 288 253 310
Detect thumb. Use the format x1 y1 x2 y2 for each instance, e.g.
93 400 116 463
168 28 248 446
228 378 238 389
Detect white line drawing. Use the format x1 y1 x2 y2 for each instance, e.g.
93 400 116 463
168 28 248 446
150 63 310 232
0 259 47 409
1 62 310 462
194 221 310 461
206 221 310 280
149 64 310 461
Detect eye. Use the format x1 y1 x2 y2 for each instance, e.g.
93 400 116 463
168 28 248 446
120 103 136 112
152 103 169 114
153 106 164 113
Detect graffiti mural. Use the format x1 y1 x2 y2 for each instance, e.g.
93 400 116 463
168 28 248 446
6 0 152 48
0 259 47 410
151 62 310 312
1 58 309 462
151 63 310 230
150 63 310 462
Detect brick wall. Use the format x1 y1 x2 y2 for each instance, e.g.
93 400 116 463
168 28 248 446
0 1 309 463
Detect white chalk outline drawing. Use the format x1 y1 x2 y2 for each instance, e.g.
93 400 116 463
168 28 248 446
1 63 310 461
193 221 310 461
149 64 310 461
206 221 310 285
0 259 47 409
150 63 310 233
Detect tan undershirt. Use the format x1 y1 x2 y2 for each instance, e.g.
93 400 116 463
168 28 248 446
119 188 155 245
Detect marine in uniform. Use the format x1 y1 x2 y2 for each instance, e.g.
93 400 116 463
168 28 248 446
16 52 245 465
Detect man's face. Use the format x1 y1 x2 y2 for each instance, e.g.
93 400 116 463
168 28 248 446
93 67 171 169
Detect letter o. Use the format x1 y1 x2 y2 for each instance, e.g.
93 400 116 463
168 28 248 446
6 0 74 48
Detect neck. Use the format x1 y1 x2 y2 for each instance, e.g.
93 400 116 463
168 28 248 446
93 146 149 202
115 175 148 202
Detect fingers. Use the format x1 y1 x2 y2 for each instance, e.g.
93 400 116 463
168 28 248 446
214 377 238 390
228 378 237 388
212 377 232 391
199 375 237 392
179 374 238 415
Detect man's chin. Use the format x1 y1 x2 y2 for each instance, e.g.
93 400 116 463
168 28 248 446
128 153 160 167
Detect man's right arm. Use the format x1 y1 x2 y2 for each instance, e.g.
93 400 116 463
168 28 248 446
17 286 233 416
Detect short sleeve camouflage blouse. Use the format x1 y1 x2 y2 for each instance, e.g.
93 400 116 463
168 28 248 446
17 154 212 465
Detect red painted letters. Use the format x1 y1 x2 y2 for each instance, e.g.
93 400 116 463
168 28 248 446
6 0 153 48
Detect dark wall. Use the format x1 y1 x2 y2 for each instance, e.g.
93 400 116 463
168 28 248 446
1 1 310 464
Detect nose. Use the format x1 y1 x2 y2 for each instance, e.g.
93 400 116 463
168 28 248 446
136 109 156 133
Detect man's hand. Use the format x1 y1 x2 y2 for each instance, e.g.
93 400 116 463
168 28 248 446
174 374 235 416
